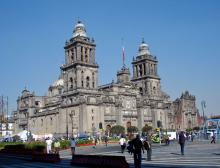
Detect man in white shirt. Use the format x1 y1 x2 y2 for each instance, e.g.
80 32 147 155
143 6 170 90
119 136 126 153
45 137 53 154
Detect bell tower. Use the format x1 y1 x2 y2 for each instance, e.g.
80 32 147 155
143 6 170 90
61 21 99 92
131 39 160 97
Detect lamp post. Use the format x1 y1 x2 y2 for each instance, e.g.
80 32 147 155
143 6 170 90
201 100 206 124
69 111 74 137
201 100 206 139
65 97 69 139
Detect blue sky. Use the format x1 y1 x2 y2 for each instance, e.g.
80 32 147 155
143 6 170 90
0 0 219 117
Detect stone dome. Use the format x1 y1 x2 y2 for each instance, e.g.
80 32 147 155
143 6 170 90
52 78 64 87
138 39 150 55
73 21 87 38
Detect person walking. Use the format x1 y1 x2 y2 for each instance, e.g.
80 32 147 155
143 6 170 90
132 134 144 168
70 137 76 155
179 131 186 155
119 136 126 153
104 136 108 147
143 136 152 161
93 137 98 148
210 131 216 144
45 137 52 154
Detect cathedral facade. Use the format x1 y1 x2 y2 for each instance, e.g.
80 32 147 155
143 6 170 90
13 21 201 137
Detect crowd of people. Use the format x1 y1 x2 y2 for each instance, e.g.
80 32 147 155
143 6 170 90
8 129 217 168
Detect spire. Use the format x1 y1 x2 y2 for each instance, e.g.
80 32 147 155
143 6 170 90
142 37 145 44
122 46 125 67
121 38 126 67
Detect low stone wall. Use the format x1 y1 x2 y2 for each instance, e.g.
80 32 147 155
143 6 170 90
71 154 129 168
32 153 61 163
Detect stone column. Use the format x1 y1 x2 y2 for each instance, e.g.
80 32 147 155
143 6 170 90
133 65 136 78
142 64 144 76
65 51 68 64
145 63 148 75
82 47 85 62
77 46 81 61
74 47 76 61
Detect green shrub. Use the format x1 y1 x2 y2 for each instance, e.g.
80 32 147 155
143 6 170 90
25 141 46 152
4 144 25 151
0 141 46 153
76 139 93 145
59 140 70 149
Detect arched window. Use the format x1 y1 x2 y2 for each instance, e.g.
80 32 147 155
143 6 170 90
139 87 143 95
89 48 92 61
69 77 73 89
81 46 83 61
86 76 90 88
81 81 84 87
153 86 156 94
139 65 143 76
81 71 84 87
85 48 88 62
92 72 95 88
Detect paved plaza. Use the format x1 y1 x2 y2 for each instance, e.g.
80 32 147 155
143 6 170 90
0 140 219 168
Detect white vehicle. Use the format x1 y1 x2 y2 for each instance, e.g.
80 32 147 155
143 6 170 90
166 132 177 140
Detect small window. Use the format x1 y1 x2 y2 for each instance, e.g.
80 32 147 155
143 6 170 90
81 81 84 87
86 76 90 88
139 87 143 95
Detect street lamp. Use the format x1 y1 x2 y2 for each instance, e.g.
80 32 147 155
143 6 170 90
201 100 206 124
201 100 206 139
69 111 74 137
65 97 69 139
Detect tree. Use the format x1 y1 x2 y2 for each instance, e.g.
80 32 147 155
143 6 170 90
110 125 125 136
142 124 153 135
186 128 192 133
127 126 138 133
193 126 200 131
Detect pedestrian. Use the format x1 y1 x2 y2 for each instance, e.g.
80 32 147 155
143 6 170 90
54 139 61 154
191 132 195 142
179 131 186 155
211 131 216 144
45 137 52 154
127 140 134 155
119 136 126 153
164 134 170 145
104 136 108 147
132 134 144 168
70 137 76 155
143 136 152 161
93 137 98 148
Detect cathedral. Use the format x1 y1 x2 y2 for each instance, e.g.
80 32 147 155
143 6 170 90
13 21 201 137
